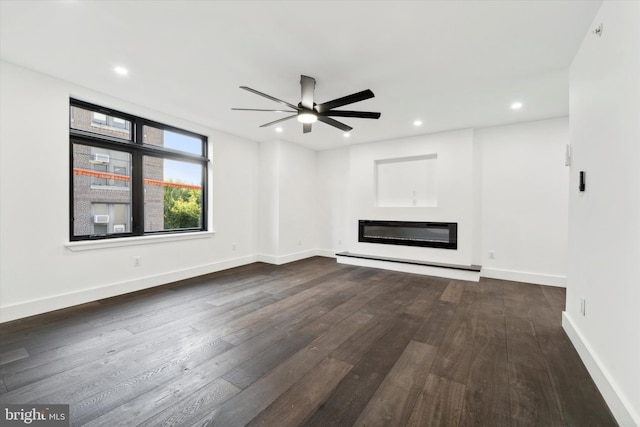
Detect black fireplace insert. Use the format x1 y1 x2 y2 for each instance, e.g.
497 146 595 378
359 220 457 250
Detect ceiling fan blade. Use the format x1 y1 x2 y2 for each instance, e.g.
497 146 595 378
321 110 381 119
303 123 312 133
317 115 353 132
232 108 297 113
316 89 375 113
240 86 299 110
300 75 315 110
259 114 297 128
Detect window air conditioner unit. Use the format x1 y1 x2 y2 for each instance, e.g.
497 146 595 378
94 215 110 224
91 153 110 163
113 224 126 233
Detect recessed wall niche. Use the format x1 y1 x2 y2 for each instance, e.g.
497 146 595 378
375 154 437 207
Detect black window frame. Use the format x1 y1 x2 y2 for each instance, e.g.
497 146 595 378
70 98 209 241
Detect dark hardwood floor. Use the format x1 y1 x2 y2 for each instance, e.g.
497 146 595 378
0 257 617 426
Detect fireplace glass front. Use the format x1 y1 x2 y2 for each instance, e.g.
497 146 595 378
359 220 457 250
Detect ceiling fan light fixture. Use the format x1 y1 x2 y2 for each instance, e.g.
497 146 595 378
232 76 380 134
297 112 317 124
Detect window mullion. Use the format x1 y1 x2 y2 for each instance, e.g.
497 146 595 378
132 118 145 235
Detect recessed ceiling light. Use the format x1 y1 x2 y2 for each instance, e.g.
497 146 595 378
114 66 128 76
511 102 523 110
413 120 422 127
343 132 350 138
275 127 283 133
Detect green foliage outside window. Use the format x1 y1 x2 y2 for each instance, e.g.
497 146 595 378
163 183 201 229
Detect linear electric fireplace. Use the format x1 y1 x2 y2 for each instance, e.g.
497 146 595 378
359 220 457 250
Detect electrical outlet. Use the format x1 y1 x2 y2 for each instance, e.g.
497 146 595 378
134 256 141 267
488 251 495 259
580 297 586 316
232 243 236 251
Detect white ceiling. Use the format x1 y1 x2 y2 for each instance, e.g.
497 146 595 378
0 0 601 150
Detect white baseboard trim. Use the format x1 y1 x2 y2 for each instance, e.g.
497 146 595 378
562 312 639 427
481 267 566 287
314 249 337 258
257 249 319 265
337 255 480 282
0 254 258 323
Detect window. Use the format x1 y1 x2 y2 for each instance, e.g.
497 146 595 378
71 106 133 140
89 202 130 234
113 166 128 187
70 99 208 241
92 112 107 125
91 162 108 186
143 157 204 232
112 117 127 129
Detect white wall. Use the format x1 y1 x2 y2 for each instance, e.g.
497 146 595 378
564 2 640 425
478 118 569 286
258 140 280 256
317 121 569 285
0 61 260 322
316 147 350 255
347 129 475 266
278 141 318 259
258 139 318 264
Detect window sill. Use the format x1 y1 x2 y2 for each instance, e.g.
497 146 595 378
65 230 215 252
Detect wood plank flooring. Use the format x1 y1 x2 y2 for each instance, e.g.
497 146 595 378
0 257 617 426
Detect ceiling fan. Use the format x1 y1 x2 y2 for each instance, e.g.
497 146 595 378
232 75 381 134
